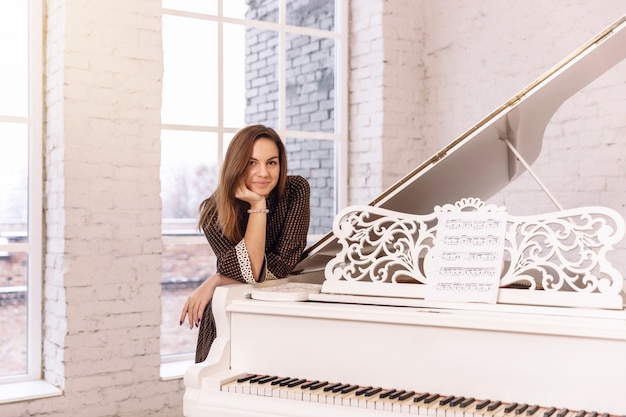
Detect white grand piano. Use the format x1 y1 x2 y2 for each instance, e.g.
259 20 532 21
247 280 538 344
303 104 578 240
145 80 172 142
184 16 626 416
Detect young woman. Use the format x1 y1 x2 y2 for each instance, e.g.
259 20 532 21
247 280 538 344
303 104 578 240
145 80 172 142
179 124 311 362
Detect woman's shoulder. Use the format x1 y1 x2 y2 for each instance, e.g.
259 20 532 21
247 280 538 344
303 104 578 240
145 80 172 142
286 175 310 192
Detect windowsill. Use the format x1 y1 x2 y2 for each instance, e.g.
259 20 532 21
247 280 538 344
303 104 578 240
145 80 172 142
0 361 193 404
160 358 195 381
0 380 62 404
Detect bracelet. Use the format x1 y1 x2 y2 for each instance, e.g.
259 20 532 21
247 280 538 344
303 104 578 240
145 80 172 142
247 208 269 214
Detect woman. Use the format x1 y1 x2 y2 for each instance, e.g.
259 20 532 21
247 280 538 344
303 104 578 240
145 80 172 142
180 124 311 363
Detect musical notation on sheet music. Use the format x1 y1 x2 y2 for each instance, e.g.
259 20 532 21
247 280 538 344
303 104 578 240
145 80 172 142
427 211 507 303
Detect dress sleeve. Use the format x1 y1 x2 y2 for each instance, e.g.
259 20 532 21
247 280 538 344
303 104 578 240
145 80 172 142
265 175 311 279
202 216 256 284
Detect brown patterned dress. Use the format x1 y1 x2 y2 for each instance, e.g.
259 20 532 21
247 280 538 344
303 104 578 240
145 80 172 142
195 175 311 362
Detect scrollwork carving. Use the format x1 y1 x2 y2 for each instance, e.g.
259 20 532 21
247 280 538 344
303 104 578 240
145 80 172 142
323 199 625 308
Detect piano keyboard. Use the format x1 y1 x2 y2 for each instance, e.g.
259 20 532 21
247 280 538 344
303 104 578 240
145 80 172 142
222 374 622 417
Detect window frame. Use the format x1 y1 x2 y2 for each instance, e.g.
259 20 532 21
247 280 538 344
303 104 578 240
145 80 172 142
0 0 43 386
159 0 348 367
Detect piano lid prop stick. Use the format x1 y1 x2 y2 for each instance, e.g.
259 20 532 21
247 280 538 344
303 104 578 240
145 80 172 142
501 137 564 211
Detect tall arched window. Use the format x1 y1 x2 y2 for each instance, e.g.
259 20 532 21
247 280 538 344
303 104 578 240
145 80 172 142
160 0 348 363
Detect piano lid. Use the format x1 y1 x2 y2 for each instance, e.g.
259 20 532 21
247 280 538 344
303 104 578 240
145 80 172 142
294 15 626 275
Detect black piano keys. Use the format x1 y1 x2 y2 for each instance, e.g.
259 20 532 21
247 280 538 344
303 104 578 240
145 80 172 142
223 373 256 394
462 398 506 417
552 407 575 417
337 384 360 406
390 390 416 413
319 382 350 404
303 381 329 402
544 406 557 417
221 373 615 416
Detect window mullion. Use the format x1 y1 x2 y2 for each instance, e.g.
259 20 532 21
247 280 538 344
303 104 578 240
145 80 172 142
29 0 43 382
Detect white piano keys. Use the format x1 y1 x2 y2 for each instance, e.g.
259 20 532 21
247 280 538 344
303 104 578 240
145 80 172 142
383 389 411 411
338 385 360 406
489 402 519 417
294 379 316 402
247 376 265 396
391 391 416 413
218 373 618 417
465 399 495 417
351 386 374 408
521 404 540 417
365 388 384 410
452 397 477 417
253 375 278 397
395 395 417 414
305 381 330 403
322 383 349 405
493 402 518 417
319 383 358 406
243 375 261 396
266 377 286 398
373 388 396 410
299 383 315 402
213 371 251 393
286 379 308 400
480 400 506 417
315 382 340 404
357 387 382 409
422 393 444 416
445 397 471 417
276 378 304 399
405 392 429 415
434 395 458 417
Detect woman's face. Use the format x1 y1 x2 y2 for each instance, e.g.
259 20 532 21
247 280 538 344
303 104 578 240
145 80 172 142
244 137 280 197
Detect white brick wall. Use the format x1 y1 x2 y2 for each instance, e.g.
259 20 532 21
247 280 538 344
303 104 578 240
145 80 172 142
349 0 385 203
380 0 425 189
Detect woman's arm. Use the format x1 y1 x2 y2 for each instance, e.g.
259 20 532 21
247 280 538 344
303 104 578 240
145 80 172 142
236 183 268 280
202 213 259 284
179 273 240 329
265 175 311 278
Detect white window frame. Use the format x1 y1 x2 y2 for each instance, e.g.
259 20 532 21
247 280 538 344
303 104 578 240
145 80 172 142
159 0 348 374
26 0 44 385
0 0 45 392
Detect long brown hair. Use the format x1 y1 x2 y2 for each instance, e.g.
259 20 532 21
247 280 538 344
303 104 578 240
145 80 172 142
198 125 288 243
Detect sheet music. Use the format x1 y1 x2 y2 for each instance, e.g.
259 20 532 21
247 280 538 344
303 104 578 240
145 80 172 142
426 210 507 303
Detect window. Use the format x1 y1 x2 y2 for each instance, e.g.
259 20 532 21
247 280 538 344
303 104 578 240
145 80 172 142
0 0 43 383
160 0 348 360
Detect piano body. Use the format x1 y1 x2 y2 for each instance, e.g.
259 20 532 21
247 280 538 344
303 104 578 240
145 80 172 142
184 16 626 416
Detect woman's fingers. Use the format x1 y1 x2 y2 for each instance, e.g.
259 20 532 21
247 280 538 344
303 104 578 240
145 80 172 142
235 183 248 200
191 302 200 328
236 183 265 203
182 295 209 329
179 298 190 326
180 275 218 330
193 300 208 328
181 296 199 329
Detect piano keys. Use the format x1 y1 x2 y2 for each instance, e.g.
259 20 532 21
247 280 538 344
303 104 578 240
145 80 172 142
217 371 619 417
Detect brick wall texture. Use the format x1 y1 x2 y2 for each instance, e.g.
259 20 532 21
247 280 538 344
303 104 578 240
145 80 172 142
1 0 625 416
